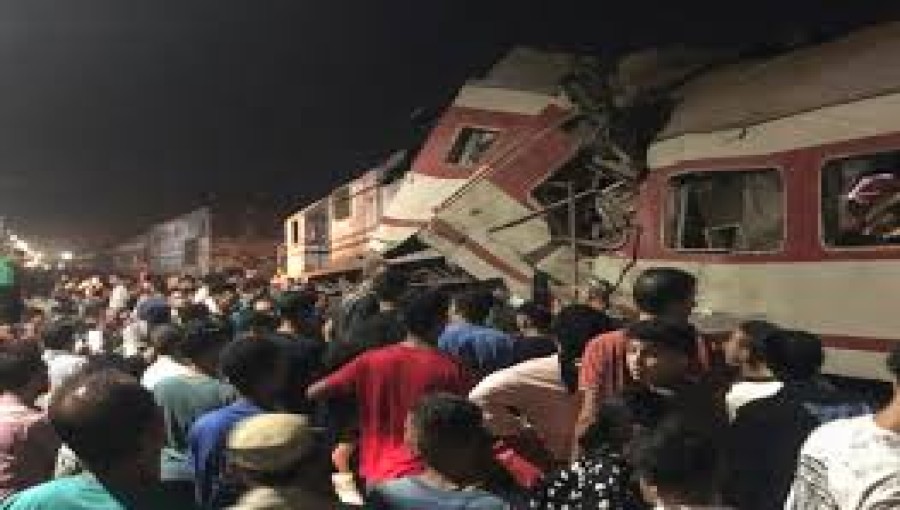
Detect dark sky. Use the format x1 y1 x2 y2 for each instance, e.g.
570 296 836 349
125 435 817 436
0 0 895 252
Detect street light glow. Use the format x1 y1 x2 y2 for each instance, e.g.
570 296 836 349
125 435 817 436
60 251 74 261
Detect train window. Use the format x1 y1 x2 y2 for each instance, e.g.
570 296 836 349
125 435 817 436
290 220 300 246
822 150 900 247
666 169 783 252
183 238 199 266
446 127 499 166
332 186 352 221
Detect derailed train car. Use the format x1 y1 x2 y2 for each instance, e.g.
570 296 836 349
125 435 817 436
366 22 900 381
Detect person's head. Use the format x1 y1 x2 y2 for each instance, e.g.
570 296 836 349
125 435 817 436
888 344 900 391
354 312 407 349
452 289 495 325
227 413 330 490
402 290 451 344
84 353 147 380
149 323 184 358
632 268 697 320
579 399 640 454
274 290 319 337
632 417 722 506
242 310 280 336
625 319 697 387
723 320 780 371
168 289 188 312
177 302 211 323
48 369 163 480
0 340 48 401
210 281 239 314
763 329 824 382
586 279 614 311
240 277 268 303
553 304 609 393
42 319 79 352
137 298 171 326
219 336 286 408
515 301 552 335
371 269 409 306
176 320 229 376
405 393 493 483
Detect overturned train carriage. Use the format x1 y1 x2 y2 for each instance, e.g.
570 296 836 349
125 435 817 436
374 23 900 381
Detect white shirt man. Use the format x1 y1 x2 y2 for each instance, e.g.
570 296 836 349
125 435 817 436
786 415 900 509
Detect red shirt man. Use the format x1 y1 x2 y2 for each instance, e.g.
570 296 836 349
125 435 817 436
308 291 472 485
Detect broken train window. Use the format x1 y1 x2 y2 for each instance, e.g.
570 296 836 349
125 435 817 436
822 149 900 247
446 127 499 166
666 169 783 252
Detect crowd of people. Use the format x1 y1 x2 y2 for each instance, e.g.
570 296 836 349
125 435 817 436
0 262 894 509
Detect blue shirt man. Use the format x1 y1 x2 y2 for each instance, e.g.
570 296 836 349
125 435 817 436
188 400 263 509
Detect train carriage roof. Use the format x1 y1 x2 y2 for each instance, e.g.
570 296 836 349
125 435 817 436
658 22 900 141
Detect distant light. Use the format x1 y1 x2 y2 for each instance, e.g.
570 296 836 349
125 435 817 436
60 251 74 261
33 252 43 260
14 240 28 251
8 235 16 242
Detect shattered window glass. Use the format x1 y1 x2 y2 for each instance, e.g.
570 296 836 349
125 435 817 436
822 149 900 247
666 169 783 252
446 127 499 166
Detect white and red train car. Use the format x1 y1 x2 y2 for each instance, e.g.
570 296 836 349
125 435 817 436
284 166 403 281
373 23 900 381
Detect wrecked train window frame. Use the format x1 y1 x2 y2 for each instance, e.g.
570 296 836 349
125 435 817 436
818 146 900 251
445 125 501 168
331 185 352 221
662 167 786 254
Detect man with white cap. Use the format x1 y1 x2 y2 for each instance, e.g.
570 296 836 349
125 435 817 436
226 413 348 509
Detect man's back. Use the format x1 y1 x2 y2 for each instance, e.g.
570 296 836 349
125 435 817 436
153 375 236 480
189 400 262 508
439 323 514 376
0 474 198 510
726 380 871 510
786 415 900 509
319 343 472 483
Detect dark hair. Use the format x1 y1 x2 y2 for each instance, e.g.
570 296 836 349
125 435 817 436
402 290 450 341
888 344 900 379
178 303 211 323
632 268 696 315
242 311 279 335
371 269 409 304
516 302 552 333
0 341 45 391
580 400 638 453
209 281 237 296
553 304 611 392
764 329 824 381
737 320 780 363
150 324 184 357
411 393 490 466
625 319 698 358
84 353 147 380
631 417 722 504
219 337 281 396
177 320 229 364
43 319 79 351
48 369 158 472
355 312 407 350
240 277 268 294
276 291 316 325
453 290 495 325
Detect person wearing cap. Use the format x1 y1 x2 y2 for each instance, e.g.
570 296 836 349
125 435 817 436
227 413 345 509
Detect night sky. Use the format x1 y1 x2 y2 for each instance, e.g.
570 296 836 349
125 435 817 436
0 0 895 252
